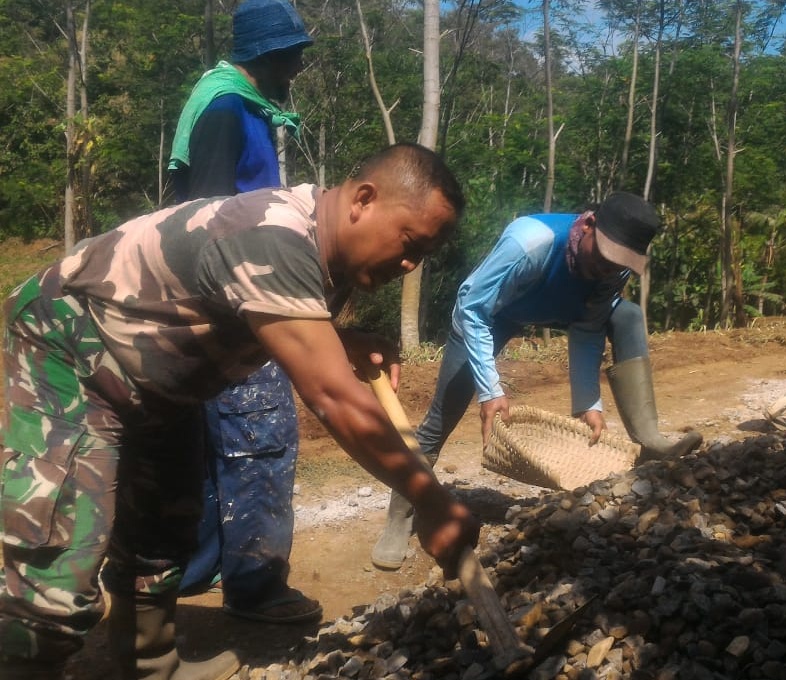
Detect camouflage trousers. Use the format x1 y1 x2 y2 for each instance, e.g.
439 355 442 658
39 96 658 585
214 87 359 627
0 273 204 664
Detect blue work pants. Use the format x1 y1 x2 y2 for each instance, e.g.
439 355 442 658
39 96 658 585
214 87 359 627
179 361 298 610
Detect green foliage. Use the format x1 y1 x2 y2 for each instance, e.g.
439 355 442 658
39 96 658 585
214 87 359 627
0 0 784 336
351 281 404 341
0 2 66 239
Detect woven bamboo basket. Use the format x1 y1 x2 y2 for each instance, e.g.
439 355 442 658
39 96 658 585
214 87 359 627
482 405 641 490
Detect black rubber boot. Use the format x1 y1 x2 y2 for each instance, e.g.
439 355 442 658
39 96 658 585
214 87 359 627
607 356 703 464
108 591 240 680
0 657 65 680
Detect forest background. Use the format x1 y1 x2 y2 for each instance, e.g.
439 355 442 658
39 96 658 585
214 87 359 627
1 0 786 347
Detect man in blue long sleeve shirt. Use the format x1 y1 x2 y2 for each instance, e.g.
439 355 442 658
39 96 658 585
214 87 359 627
372 192 703 570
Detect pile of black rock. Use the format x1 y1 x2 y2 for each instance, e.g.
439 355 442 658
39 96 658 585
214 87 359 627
239 432 786 680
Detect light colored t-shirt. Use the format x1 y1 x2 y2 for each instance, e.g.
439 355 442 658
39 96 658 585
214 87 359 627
57 184 332 401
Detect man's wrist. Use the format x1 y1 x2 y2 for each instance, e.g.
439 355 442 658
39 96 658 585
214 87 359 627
477 388 505 403
411 479 454 516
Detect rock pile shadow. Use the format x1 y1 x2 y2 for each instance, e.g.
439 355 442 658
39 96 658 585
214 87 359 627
241 433 786 680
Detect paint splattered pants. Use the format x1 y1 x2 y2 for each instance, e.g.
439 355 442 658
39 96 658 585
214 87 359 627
0 273 204 664
180 361 299 610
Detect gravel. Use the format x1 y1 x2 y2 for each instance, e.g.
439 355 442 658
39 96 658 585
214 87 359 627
255 378 786 680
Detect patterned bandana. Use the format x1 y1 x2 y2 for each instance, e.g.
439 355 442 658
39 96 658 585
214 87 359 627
565 212 592 274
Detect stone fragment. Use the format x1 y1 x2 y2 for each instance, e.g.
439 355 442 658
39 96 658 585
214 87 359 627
725 635 750 657
587 636 615 667
245 432 786 680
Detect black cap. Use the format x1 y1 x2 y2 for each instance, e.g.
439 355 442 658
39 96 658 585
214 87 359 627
594 192 660 275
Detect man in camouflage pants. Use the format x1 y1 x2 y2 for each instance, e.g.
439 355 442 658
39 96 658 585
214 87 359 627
0 143 480 680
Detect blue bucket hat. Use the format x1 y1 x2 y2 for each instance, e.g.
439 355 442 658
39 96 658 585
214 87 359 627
231 0 313 62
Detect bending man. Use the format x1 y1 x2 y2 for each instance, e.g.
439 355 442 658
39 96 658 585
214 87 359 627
372 192 702 570
0 143 479 680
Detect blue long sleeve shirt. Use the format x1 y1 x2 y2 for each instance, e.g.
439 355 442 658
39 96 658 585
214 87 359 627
453 214 629 413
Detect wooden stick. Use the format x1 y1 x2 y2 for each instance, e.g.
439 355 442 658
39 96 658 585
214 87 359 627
365 366 527 668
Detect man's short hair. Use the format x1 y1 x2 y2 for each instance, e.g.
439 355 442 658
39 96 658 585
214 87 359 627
354 143 466 221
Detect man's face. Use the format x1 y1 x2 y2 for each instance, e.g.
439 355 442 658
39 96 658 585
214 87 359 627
339 188 457 291
250 46 305 102
576 220 627 280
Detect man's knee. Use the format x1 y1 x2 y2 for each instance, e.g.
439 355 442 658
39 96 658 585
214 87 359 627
610 299 644 328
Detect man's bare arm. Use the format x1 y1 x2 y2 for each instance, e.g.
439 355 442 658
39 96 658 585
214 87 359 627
245 313 479 575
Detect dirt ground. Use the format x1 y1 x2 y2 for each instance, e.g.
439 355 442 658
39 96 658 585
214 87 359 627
42 319 786 677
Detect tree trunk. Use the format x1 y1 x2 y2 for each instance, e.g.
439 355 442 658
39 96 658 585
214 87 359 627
542 0 555 212
640 0 664 332
707 84 730 324
356 0 397 145
727 1 746 328
63 0 92 249
419 0 439 150
64 0 77 252
401 0 440 352
79 0 92 238
720 192 732 324
318 121 326 188
541 0 554 346
158 98 165 206
619 2 641 188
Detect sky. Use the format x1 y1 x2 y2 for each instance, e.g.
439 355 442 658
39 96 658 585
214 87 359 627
512 0 785 56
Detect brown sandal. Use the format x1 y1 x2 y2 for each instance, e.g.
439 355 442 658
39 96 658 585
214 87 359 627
223 587 322 624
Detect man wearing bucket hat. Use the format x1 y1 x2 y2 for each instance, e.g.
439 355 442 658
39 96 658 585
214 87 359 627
372 191 703 570
167 0 322 626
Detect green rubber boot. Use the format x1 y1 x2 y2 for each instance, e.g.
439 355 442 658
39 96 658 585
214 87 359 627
607 356 703 464
371 489 416 570
108 591 240 680
371 452 438 570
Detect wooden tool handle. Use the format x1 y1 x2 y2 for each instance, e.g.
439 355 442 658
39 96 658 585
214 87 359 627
365 365 425 459
457 546 529 668
364 364 525 666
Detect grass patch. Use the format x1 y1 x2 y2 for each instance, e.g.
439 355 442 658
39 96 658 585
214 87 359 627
403 333 570 367
296 454 375 489
0 238 63 300
401 341 444 363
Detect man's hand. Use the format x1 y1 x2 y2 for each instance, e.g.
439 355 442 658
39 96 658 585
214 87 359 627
413 486 481 580
479 395 510 446
579 409 606 445
336 327 402 390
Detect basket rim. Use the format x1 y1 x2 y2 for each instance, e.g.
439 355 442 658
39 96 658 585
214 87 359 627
491 405 640 453
482 404 641 490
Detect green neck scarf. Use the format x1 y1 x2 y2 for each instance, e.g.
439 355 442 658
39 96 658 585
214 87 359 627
169 60 301 170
